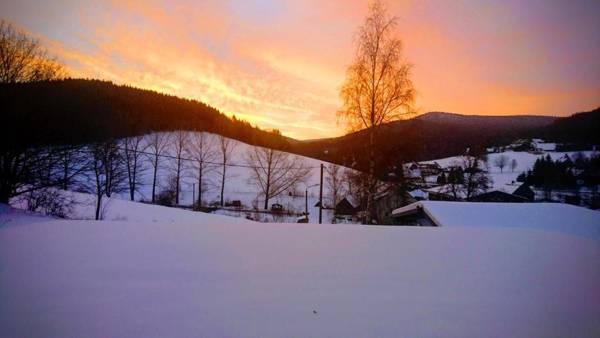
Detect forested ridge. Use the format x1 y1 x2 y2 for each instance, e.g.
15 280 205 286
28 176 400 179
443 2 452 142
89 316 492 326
2 78 598 177
1 78 294 151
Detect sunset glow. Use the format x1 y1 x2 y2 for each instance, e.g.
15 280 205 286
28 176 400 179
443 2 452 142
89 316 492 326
2 0 599 139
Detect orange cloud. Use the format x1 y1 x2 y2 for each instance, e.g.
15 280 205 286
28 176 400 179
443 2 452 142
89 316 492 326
3 0 599 139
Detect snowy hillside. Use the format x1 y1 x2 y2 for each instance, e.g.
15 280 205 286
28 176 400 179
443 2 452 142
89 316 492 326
36 132 347 224
424 149 597 194
1 208 599 338
128 132 345 223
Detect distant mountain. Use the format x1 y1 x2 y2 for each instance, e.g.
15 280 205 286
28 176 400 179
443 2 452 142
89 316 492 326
416 111 557 129
290 109 597 176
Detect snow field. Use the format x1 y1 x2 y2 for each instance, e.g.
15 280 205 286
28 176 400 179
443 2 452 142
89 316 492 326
1 211 599 338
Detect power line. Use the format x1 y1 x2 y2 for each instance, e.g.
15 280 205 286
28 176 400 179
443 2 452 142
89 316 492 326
76 144 322 170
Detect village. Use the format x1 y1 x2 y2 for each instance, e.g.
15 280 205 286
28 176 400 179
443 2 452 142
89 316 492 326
330 138 599 225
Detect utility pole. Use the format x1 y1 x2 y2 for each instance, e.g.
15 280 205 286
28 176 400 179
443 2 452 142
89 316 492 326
319 163 323 224
305 187 308 217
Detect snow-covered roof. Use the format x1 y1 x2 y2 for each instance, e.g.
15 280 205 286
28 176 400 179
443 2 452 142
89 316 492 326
424 184 468 199
408 189 428 199
392 201 600 239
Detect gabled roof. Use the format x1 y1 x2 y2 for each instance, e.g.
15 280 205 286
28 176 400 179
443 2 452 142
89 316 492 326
392 201 600 239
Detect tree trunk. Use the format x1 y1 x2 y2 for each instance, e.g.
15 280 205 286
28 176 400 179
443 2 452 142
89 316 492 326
62 154 69 190
264 164 271 210
366 126 376 224
95 193 102 220
152 155 158 204
129 156 137 201
220 164 226 206
197 163 202 207
175 158 181 205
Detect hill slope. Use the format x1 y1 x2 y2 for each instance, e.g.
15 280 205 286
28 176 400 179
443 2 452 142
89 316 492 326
540 107 600 146
0 79 293 151
291 112 557 174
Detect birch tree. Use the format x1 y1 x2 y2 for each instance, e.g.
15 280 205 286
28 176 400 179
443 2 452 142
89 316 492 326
338 0 415 222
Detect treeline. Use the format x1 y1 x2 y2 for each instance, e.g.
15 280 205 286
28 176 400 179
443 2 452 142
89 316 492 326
540 108 600 148
518 153 600 191
0 79 293 151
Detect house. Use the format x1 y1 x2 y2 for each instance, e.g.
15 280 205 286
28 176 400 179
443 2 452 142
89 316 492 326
424 182 533 202
423 184 465 201
334 197 359 219
403 162 422 179
373 188 414 225
391 201 600 239
512 183 535 201
404 162 442 179
419 162 443 176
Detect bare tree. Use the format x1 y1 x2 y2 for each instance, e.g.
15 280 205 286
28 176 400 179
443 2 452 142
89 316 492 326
463 154 491 200
86 141 127 220
123 135 147 201
88 145 106 220
494 154 509 173
325 163 344 209
217 135 237 207
186 132 217 208
20 187 74 218
170 130 189 205
0 21 67 203
57 146 87 191
146 132 170 204
442 165 465 201
510 158 518 173
0 145 81 203
245 147 311 210
0 20 66 83
443 154 490 200
338 1 415 222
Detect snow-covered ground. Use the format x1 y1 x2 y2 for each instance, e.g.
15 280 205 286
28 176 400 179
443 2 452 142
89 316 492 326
1 206 599 338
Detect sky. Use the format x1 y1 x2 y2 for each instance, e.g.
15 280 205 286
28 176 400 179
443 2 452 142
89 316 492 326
2 0 599 139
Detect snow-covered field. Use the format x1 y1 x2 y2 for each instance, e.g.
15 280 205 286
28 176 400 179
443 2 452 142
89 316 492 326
1 204 599 338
